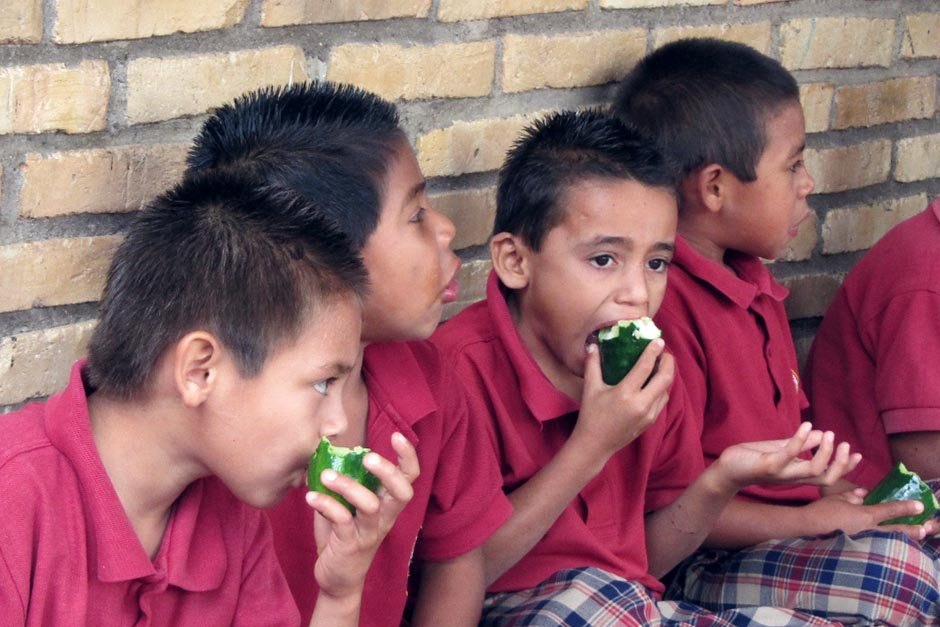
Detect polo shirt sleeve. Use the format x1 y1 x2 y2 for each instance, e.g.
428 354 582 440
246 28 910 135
655 309 710 422
0 533 25 624
232 507 301 627
413 368 511 563
872 290 940 434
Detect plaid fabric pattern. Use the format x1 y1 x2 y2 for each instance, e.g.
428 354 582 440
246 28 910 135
666 529 940 626
481 567 842 626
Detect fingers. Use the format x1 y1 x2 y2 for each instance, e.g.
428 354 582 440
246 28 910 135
363 448 415 510
622 339 669 391
869 499 927 528
880 522 929 542
390 432 420 485
582 343 603 392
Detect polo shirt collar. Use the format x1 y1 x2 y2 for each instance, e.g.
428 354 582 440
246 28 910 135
44 361 226 590
363 341 436 429
485 270 580 423
674 235 788 309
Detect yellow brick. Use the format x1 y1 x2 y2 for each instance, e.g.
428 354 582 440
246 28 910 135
417 112 544 177
654 21 772 54
0 61 109 135
127 46 308 125
834 76 936 129
442 258 492 320
53 0 249 44
430 187 497 249
0 0 42 43
440 0 586 21
799 83 833 133
781 273 842 320
803 140 891 194
328 41 495 101
822 194 927 255
0 321 96 406
502 30 646 93
0 236 122 313
601 0 720 7
896 133 940 183
262 0 430 27
780 18 894 69
20 145 188 218
902 13 940 59
777 211 817 262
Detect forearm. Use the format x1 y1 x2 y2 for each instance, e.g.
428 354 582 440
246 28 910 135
644 463 737 577
309 591 362 627
411 549 485 627
705 498 825 549
483 440 608 585
890 431 940 481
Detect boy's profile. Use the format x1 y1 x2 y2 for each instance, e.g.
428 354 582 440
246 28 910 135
804 196 940 485
614 37 940 625
185 82 511 627
0 173 417 626
431 108 861 626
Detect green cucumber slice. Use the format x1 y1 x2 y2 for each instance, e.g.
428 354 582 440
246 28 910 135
597 317 662 386
863 462 939 526
308 437 380 514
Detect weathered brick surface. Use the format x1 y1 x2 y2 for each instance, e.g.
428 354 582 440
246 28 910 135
0 236 122 314
20 145 188 218
653 21 771 53
734 0 788 4
895 133 940 183
800 83 833 133
127 46 308 125
822 194 927 255
0 61 109 135
834 76 936 130
779 18 894 70
262 0 430 27
777 211 817 262
804 140 891 194
502 30 645 93
430 187 497 250
328 41 495 101
0 0 42 43
0 321 96 406
416 112 544 177
439 0 586 22
53 0 249 44
601 0 720 7
902 13 940 59
443 259 493 321
782 273 842 320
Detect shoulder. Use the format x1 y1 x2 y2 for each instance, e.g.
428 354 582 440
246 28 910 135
0 403 54 469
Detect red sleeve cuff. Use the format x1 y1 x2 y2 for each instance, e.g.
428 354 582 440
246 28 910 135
414 492 512 562
882 408 940 435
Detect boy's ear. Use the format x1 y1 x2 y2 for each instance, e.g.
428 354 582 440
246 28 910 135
490 232 531 290
687 163 726 214
173 331 223 408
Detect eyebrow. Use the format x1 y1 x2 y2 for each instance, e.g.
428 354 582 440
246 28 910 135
578 235 675 253
406 180 427 204
789 142 806 159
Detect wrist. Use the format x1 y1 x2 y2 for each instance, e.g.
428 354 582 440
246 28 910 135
559 431 613 478
699 459 743 498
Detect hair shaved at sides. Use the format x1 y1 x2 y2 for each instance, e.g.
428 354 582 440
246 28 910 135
86 172 368 398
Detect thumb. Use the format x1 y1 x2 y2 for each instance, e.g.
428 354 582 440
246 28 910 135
583 343 604 392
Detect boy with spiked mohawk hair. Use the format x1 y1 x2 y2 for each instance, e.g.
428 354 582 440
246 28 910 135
186 81 511 627
0 172 418 626
614 37 940 625
431 107 862 626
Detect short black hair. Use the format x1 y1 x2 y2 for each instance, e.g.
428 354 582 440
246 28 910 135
86 172 368 398
612 38 800 182
186 81 406 249
495 109 679 251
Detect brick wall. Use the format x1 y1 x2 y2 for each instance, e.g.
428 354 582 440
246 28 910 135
2 0 938 411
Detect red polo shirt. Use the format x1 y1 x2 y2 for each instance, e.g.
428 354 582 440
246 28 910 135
0 362 299 626
804 198 940 488
430 271 705 598
655 235 820 505
267 340 512 627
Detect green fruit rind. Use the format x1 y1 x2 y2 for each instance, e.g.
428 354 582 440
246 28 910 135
862 462 939 526
308 437 381 514
597 317 662 386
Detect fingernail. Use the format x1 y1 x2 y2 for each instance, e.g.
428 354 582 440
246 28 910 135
363 453 379 469
322 469 338 483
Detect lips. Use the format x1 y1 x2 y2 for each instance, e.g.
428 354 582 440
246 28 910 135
441 262 461 303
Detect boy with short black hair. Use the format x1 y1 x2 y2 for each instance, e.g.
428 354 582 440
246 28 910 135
614 37 940 625
186 81 511 627
431 107 860 626
0 172 418 626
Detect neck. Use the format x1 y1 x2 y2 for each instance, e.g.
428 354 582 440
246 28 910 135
509 295 584 401
678 224 733 273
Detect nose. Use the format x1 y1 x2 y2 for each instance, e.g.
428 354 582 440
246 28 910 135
614 264 649 309
319 389 349 440
430 205 456 248
799 166 815 199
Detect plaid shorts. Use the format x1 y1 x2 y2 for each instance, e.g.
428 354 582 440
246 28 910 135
665 528 940 627
481 567 843 626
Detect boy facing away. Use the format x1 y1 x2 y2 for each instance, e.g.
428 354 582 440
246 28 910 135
185 82 511 627
614 38 940 625
0 173 418 626
804 196 940 485
431 108 863 626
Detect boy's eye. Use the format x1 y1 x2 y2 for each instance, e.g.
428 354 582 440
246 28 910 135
788 159 803 173
313 378 335 396
648 258 670 272
590 254 615 268
409 207 427 223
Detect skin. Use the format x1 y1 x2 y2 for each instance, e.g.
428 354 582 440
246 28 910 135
889 432 940 481
484 177 857 584
676 101 939 546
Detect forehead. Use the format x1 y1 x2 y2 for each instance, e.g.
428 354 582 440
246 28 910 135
377 141 424 218
761 103 806 158
555 178 677 237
